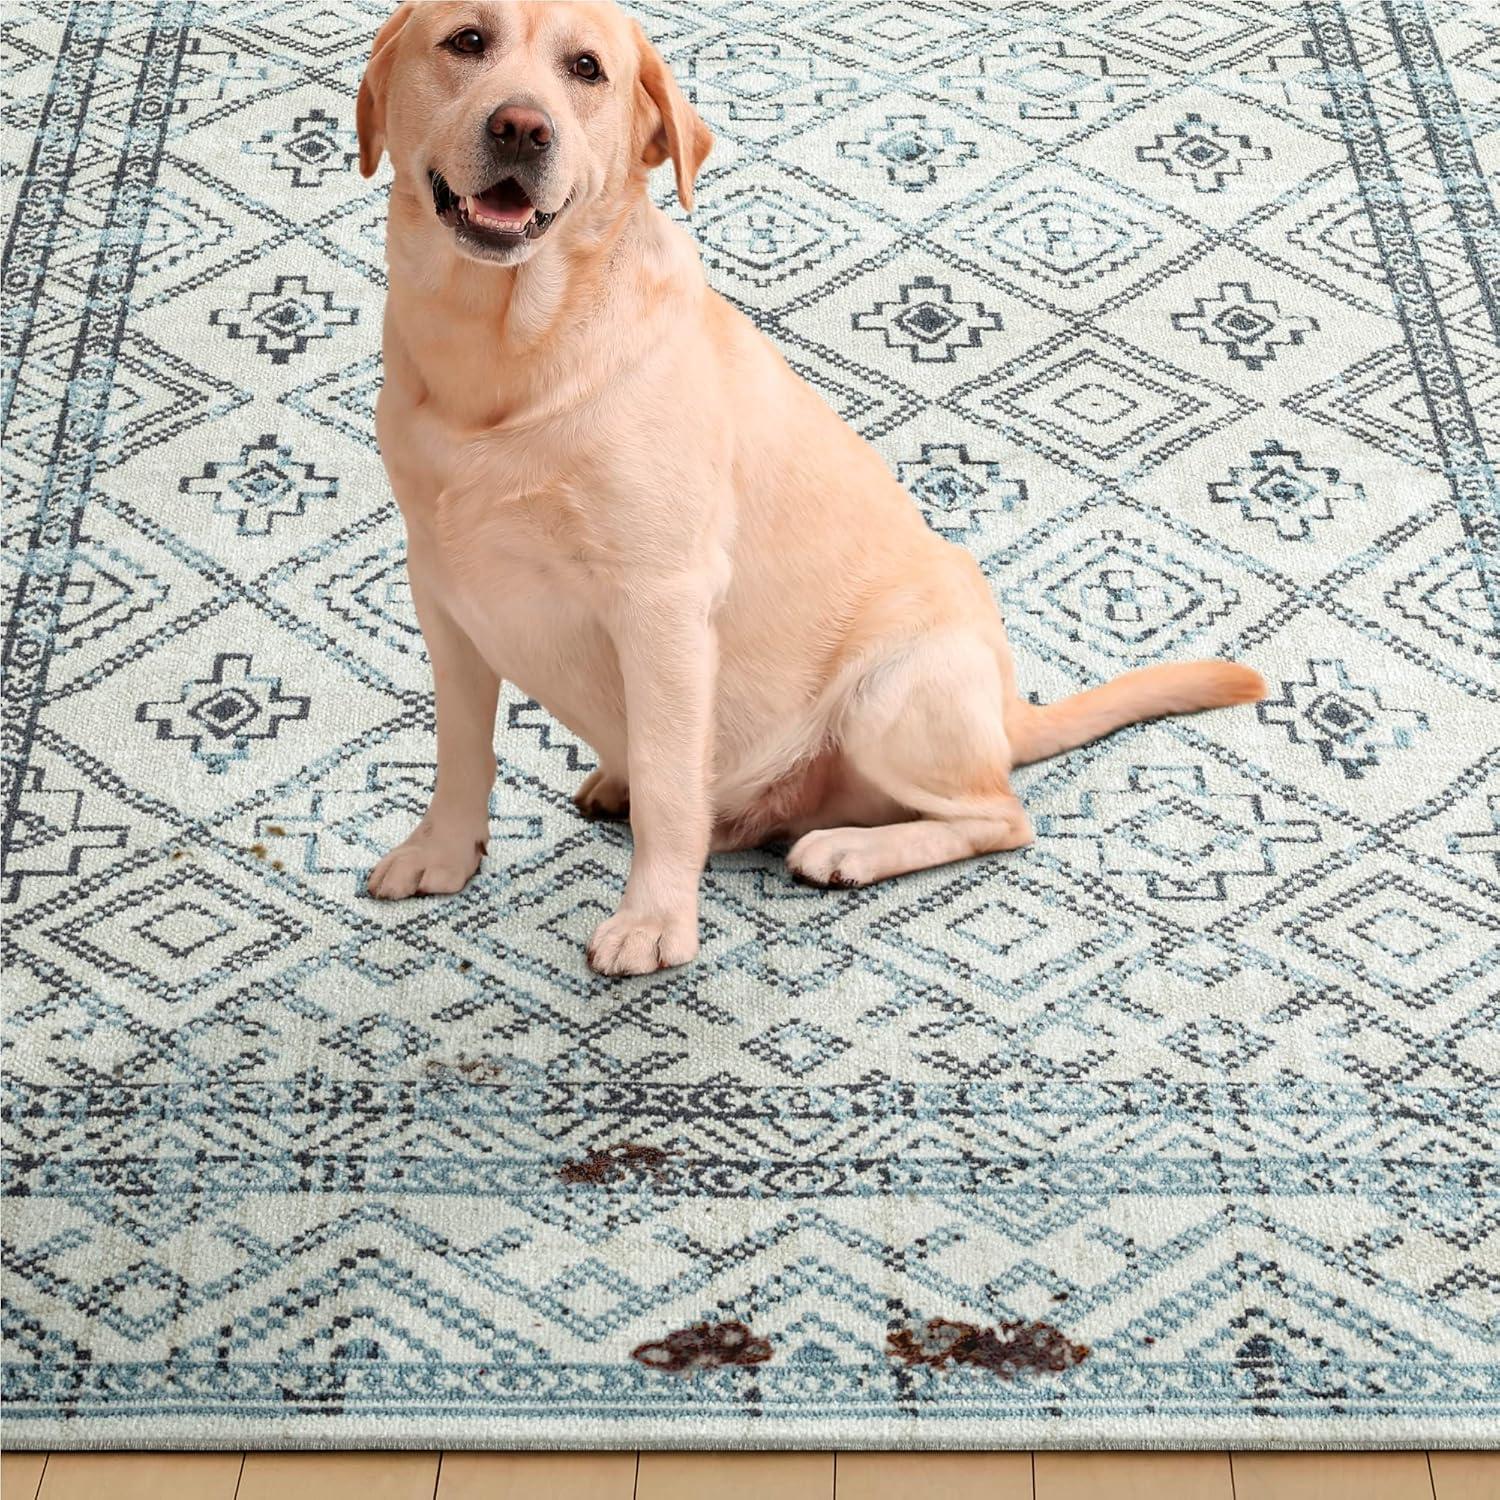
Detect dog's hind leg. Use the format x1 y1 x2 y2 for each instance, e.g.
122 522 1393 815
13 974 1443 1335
785 631 1033 888
573 766 630 821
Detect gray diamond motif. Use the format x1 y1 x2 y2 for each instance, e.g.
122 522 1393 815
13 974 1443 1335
743 1020 851 1077
965 188 1161 287
1349 907 1451 965
1163 1018 1273 1071
1055 381 1139 424
135 903 235 960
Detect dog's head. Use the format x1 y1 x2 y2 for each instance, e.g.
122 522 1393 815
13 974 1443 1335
358 1 711 267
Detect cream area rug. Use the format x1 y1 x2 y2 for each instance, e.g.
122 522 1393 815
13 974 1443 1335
3 0 1497 1450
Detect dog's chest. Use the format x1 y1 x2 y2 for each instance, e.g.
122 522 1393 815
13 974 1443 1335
460 478 592 578
399 434 618 682
379 349 644 722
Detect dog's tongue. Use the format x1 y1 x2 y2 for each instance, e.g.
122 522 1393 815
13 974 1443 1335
465 179 534 231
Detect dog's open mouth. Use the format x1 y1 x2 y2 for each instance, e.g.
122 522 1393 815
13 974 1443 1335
430 170 559 251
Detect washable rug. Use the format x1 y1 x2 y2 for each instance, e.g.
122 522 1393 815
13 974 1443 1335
3 0 1498 1453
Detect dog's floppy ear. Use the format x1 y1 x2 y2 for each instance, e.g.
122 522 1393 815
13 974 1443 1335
634 24 712 211
357 2 414 178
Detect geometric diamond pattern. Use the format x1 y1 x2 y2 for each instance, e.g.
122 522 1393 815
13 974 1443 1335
3 0 1497 1454
1003 530 1242 660
960 330 1257 480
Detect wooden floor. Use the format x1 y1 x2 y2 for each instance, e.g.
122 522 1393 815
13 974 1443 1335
1 1450 1493 1500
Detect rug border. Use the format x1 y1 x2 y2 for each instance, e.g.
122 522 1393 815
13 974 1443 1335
6 1415 1498 1451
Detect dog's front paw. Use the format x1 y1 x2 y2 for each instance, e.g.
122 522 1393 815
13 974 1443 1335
573 769 630 821
587 908 698 976
367 824 486 900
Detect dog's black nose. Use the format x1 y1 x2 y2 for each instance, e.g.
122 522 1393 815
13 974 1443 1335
487 103 553 157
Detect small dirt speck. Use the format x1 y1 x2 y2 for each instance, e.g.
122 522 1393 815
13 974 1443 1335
458 960 472 972
632 1320 772 1374
265 824 286 837
249 843 267 859
424 1057 509 1084
888 1318 1088 1379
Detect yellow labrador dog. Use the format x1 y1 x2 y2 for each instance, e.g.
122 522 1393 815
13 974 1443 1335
357 0 1266 975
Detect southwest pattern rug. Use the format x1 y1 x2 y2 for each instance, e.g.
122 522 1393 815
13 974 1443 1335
2 0 1498 1452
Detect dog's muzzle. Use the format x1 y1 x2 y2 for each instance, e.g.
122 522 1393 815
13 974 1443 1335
429 170 561 251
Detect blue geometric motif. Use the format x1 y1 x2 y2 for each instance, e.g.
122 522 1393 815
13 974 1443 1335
1259 661 1430 780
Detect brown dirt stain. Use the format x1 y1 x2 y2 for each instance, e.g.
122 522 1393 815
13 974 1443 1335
632 1320 772 1374
559 1142 674 1185
888 1317 1089 1378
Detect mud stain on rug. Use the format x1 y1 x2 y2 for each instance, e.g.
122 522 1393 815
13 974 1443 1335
632 1321 774 1374
888 1318 1089 1379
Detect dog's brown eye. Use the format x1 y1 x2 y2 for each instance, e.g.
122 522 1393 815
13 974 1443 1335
571 53 603 82
446 28 484 56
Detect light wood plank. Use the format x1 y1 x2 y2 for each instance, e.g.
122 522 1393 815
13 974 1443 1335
637 1451 834 1500
1036 1451 1231 1500
1 1454 47 1500
1231 1452 1435 1500
237 1451 440 1500
438 1450 637 1500
837 1450 1032 1499
37 1452 241 1500
1429 1452 1499 1500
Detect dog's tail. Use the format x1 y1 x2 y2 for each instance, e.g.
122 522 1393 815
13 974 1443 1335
1008 660 1266 767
